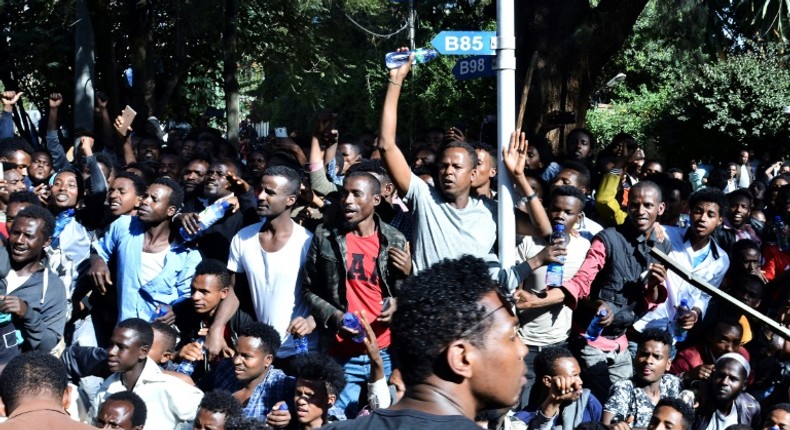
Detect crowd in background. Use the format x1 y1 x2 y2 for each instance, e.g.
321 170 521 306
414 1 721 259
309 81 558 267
0 56 788 430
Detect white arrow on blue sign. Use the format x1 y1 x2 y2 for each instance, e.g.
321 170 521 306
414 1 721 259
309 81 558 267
430 31 496 56
452 56 496 81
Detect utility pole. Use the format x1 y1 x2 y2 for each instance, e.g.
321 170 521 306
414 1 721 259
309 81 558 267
408 0 416 50
496 0 516 269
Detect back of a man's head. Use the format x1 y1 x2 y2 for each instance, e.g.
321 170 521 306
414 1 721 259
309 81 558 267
1 351 68 414
391 255 498 386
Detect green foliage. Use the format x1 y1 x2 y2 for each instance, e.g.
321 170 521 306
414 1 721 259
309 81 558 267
252 0 496 142
0 0 73 113
587 0 705 148
660 50 790 161
588 0 790 166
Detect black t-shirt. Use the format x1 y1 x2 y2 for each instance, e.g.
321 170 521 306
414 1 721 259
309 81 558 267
324 408 481 430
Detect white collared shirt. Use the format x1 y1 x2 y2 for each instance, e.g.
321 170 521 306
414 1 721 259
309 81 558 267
89 357 203 429
633 226 730 334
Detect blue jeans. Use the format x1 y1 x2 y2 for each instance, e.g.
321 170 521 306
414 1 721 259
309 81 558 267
333 349 392 418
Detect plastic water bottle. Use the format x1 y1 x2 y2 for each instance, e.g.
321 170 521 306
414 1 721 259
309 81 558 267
149 304 170 322
775 216 790 251
294 335 309 356
176 338 204 376
278 404 289 411
180 200 231 242
584 309 607 340
544 225 566 287
672 299 692 343
342 312 366 343
385 48 438 69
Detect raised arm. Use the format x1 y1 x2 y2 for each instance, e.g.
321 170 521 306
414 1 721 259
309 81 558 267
205 272 242 360
113 112 136 166
308 114 340 196
95 91 114 150
378 49 414 196
504 131 552 237
45 94 70 171
1 91 22 139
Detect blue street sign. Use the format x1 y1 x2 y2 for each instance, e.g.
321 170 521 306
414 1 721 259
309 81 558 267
430 31 496 56
452 56 496 81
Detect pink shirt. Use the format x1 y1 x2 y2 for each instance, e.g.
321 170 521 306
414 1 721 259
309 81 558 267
556 237 667 352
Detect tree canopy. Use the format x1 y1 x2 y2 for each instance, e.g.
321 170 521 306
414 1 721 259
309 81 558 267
1 0 789 157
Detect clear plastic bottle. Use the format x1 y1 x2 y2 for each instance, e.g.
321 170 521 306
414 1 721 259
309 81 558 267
180 200 231 242
584 309 607 340
672 299 692 343
544 224 566 288
176 338 204 376
385 48 438 69
294 335 309 356
775 216 790 251
342 312 366 343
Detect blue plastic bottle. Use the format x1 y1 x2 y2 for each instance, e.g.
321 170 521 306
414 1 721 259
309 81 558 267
385 48 438 69
342 312 366 343
149 304 170 322
672 299 691 343
584 309 607 340
176 338 204 376
545 224 566 287
180 200 231 242
295 335 309 356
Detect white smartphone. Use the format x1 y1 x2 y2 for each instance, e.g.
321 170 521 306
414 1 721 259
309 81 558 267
118 105 137 134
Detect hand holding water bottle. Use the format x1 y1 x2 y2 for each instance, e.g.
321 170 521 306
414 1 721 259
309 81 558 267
593 301 613 327
675 299 698 331
178 339 206 362
287 316 316 338
337 311 366 343
387 47 413 88
150 304 174 324
266 401 292 428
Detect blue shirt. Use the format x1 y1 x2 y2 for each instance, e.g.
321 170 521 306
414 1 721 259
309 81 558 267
94 215 202 321
211 359 295 419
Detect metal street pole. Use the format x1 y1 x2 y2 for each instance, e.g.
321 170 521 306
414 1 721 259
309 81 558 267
408 0 416 51
496 0 516 269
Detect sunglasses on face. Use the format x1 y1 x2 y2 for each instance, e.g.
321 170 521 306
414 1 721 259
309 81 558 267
459 285 517 339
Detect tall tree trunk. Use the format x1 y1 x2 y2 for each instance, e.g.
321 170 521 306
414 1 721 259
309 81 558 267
129 0 156 119
74 0 95 134
223 0 240 150
88 0 119 116
154 1 187 118
517 0 648 149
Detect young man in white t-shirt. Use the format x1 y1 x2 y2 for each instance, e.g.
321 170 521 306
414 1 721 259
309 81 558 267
513 185 591 407
206 165 316 371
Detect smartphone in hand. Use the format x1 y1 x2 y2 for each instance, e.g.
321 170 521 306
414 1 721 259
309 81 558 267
118 105 137 134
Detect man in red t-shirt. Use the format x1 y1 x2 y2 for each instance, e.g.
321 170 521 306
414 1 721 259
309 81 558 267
303 171 410 417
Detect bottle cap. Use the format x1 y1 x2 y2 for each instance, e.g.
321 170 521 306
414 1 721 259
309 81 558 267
599 309 608 317
342 312 357 326
555 224 565 231
278 403 289 411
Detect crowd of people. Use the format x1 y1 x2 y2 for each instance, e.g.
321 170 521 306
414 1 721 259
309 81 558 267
0 53 788 430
